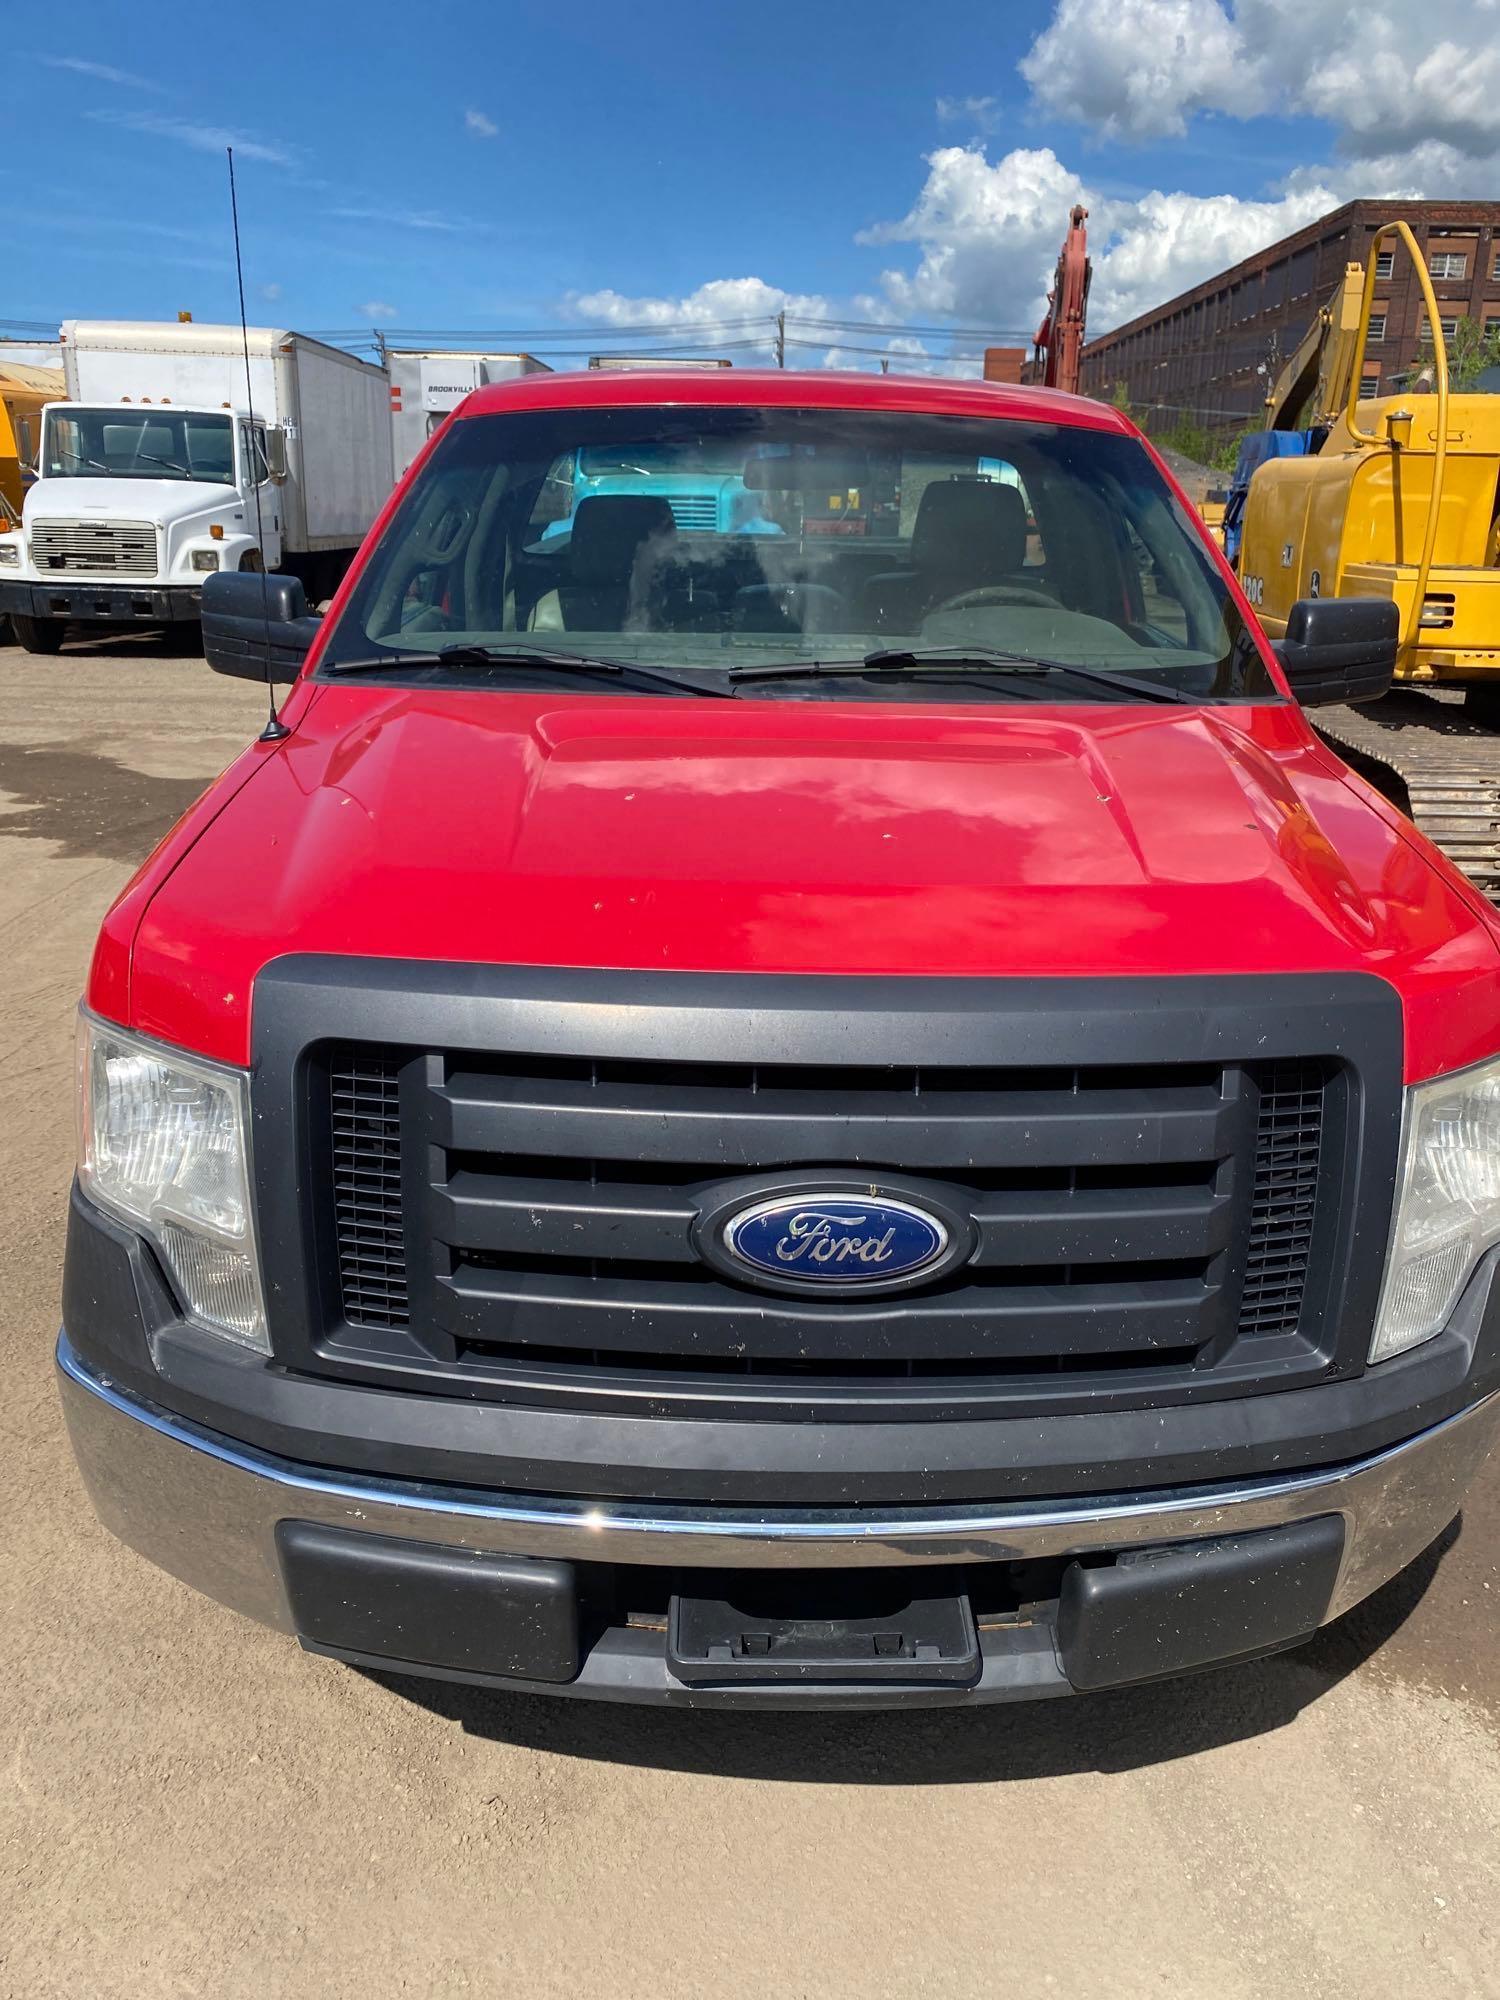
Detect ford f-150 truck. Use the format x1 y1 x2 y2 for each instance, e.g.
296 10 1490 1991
59 368 1500 1708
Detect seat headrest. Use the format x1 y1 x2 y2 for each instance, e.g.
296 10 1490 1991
911 479 1027 579
568 496 677 587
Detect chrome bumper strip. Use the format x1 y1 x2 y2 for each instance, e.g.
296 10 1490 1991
57 1333 1500 1632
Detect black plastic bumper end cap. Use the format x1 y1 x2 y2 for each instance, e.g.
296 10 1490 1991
1056 1514 1347 1693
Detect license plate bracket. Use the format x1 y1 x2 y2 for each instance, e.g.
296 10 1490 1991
667 1586 979 1685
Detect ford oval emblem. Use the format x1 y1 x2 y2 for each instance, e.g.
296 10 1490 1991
722 1192 949 1288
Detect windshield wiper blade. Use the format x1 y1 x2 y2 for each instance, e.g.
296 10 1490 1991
861 646 1198 704
322 644 735 698
727 655 1051 699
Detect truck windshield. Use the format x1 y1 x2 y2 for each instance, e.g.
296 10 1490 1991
322 405 1274 702
43 408 235 484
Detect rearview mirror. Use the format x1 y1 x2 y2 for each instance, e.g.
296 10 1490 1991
742 444 871 492
264 426 289 482
201 570 321 683
1275 597 1397 707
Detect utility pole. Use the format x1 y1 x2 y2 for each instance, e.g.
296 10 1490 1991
775 310 785 369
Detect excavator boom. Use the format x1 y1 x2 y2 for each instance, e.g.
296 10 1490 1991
1033 206 1091 396
1263 263 1367 433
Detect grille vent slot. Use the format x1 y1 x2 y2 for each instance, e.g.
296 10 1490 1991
1239 1059 1325 1336
331 1052 408 1328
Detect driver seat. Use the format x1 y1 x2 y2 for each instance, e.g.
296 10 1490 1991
528 496 678 631
863 479 1030 633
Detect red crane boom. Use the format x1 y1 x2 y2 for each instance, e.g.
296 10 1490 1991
1033 205 1091 396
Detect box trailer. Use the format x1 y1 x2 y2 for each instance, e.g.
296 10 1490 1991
387 350 550 481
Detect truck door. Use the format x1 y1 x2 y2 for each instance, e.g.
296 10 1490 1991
239 422 281 568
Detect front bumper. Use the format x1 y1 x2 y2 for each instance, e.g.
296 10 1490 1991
0 579 201 623
58 1333 1500 1707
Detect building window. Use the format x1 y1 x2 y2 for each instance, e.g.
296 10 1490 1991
1430 251 1469 280
1375 251 1394 280
1366 313 1387 342
1493 252 1500 281
1358 377 1380 400
1422 316 1461 343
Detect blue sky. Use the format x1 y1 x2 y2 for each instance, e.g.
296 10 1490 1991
6 0 1493 368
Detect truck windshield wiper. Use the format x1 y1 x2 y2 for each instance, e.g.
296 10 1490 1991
320 643 736 698
729 646 1197 704
866 646 1198 704
57 447 112 474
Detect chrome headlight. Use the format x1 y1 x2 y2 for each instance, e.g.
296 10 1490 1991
1371 1052 1500 1363
76 1012 268 1351
189 548 220 573
0 539 19 566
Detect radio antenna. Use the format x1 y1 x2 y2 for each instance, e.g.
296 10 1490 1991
227 146 289 742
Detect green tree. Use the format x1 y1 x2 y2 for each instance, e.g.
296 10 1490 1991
1414 315 1500 390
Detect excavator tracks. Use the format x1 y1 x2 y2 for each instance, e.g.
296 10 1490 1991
1316 689 1500 899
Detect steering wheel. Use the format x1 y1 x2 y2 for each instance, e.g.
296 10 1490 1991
929 581 1059 614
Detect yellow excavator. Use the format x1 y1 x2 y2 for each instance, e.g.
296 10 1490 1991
0 361 60 526
1236 220 1500 893
0 362 63 643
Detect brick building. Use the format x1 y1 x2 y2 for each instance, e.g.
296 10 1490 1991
1078 201 1500 435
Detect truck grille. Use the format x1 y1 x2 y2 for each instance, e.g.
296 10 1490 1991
30 519 157 576
665 494 718 532
324 1044 1331 1409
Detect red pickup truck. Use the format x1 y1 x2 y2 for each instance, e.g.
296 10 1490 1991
60 369 1500 1707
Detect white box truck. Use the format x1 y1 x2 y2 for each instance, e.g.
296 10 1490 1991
387 349 550 481
0 321 392 652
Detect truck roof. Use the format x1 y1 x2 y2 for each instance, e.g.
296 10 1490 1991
457 366 1132 431
60 321 382 373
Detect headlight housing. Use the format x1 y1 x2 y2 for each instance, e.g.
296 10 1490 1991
189 548 220 573
76 1013 268 1351
0 538 19 566
1371 1052 1500 1363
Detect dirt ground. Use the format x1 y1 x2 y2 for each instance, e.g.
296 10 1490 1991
2 630 1498 2000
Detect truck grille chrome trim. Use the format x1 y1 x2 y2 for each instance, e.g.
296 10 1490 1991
30 519 158 576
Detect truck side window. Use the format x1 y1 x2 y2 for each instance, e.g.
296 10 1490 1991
240 423 271 486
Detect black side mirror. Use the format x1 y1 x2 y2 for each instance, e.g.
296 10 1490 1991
1275 597 1397 707
201 570 322 683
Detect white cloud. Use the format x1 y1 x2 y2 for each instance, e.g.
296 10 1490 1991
86 108 295 166
37 54 163 91
1020 0 1251 139
861 143 1345 336
570 276 832 361
1088 184 1337 328
465 107 498 137
861 145 1086 329
1019 0 1500 166
357 301 398 320
935 95 999 133
260 282 283 302
327 205 466 233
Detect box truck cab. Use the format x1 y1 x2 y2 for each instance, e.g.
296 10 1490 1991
0 321 391 653
59 369 1500 1709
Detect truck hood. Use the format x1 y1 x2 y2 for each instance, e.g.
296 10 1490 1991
25 477 239 527
125 684 1500 1071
